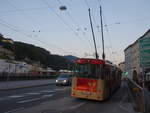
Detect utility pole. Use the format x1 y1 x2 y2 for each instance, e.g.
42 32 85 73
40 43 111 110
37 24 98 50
100 6 105 60
88 8 99 59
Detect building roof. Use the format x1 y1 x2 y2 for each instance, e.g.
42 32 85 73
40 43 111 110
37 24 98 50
124 29 150 52
2 38 14 44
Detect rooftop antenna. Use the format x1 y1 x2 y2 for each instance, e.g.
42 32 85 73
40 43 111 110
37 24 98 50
88 8 99 59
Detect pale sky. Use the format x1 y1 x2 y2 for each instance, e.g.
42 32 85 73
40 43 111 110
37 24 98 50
0 0 150 64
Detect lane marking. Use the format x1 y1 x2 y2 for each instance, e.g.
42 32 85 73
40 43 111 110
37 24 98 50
42 94 53 98
118 104 133 113
0 95 24 101
17 98 41 103
24 92 41 95
40 90 55 93
54 88 65 91
17 94 53 103
68 102 86 110
9 95 24 98
118 83 133 113
4 107 24 113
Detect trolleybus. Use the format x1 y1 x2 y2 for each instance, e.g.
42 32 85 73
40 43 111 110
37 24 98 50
71 58 122 101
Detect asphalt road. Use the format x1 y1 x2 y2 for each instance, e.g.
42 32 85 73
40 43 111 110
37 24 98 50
0 81 137 113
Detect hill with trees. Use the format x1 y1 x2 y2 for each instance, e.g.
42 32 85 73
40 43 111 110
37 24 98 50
0 33 74 70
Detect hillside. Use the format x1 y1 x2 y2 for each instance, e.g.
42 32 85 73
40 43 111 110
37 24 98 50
0 34 73 70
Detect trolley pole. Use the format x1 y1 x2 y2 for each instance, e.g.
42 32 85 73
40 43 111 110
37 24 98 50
88 8 99 59
100 6 105 60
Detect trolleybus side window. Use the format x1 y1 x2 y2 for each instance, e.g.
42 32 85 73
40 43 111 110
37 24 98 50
102 66 111 80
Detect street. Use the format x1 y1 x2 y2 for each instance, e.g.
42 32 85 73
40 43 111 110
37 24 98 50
0 81 137 113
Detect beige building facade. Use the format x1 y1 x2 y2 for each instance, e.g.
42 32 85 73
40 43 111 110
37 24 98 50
118 62 125 72
124 29 150 80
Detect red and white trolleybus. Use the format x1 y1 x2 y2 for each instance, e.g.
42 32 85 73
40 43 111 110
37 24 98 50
71 58 122 101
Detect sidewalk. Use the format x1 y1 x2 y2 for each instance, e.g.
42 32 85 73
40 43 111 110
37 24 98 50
0 79 56 90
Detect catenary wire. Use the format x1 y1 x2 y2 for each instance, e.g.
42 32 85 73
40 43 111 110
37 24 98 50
42 0 89 52
56 0 93 51
0 19 76 55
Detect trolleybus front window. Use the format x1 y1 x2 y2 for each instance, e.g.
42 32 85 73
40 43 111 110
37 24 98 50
74 64 101 78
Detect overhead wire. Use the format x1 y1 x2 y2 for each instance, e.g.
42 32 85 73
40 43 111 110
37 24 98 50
42 0 89 53
4 0 80 55
84 0 90 8
0 18 75 55
57 0 83 34
42 0 79 37
4 0 42 41
96 0 116 62
97 0 102 5
0 7 49 13
103 14 114 61
6 0 41 32
105 17 150 27
56 0 93 51
83 0 98 28
83 0 102 57
95 0 114 61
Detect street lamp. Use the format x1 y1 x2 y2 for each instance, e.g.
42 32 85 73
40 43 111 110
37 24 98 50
59 5 67 11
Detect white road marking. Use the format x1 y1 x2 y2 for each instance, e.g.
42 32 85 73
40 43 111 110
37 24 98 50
54 88 65 91
17 98 41 103
119 94 127 104
40 90 55 93
9 95 24 98
17 94 53 103
68 102 86 110
24 92 41 95
4 107 24 113
118 104 132 113
42 94 53 98
118 87 133 113
0 95 24 101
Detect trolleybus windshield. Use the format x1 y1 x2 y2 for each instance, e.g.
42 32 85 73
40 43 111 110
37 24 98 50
74 63 102 79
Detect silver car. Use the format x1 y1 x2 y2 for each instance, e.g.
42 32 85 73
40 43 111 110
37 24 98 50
56 73 72 86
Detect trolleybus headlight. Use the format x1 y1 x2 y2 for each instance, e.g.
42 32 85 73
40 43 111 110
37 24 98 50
56 80 58 82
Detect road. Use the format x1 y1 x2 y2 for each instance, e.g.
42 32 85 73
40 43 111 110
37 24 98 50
0 81 137 113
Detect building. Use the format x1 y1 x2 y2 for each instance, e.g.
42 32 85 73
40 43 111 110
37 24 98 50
0 46 14 59
118 62 125 72
0 59 29 73
124 29 150 81
1 38 14 44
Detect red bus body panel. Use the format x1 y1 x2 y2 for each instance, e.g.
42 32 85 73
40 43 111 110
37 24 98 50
76 78 97 92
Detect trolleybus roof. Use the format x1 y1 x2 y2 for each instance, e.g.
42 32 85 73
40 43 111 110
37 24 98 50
75 58 105 65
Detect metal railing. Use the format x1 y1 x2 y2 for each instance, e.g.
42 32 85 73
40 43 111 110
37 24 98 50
127 78 150 113
0 72 58 81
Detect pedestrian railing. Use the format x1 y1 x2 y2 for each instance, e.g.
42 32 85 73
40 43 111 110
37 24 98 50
127 78 150 113
0 72 58 81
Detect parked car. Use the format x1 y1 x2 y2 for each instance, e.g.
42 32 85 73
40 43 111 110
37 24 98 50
56 73 72 86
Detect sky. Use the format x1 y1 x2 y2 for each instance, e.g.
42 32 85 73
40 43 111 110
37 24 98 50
0 0 150 64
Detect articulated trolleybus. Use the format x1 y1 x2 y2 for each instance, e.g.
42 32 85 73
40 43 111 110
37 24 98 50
71 58 122 101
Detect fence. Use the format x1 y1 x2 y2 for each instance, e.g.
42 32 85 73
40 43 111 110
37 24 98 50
127 78 150 113
0 72 58 81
